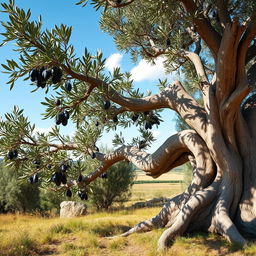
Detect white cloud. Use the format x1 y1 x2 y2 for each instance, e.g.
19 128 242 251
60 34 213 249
152 130 161 139
105 53 123 73
131 56 176 82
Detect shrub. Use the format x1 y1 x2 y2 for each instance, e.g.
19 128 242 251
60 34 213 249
90 161 135 210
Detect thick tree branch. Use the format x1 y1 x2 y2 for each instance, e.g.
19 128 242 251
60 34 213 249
216 19 244 107
237 20 256 84
84 129 213 186
20 140 78 153
166 81 207 137
179 0 221 58
215 0 231 27
112 81 207 138
59 68 208 137
183 50 208 83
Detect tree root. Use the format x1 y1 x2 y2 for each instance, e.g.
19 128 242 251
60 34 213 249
108 194 182 239
108 167 248 251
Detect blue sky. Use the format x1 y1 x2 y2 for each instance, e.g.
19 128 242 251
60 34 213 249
0 0 178 153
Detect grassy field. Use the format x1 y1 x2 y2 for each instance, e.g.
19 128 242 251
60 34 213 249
130 170 186 204
1 170 254 256
135 170 184 181
0 210 256 256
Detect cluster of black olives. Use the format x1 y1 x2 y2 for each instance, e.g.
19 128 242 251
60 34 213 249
30 66 62 88
55 110 70 126
30 67 74 127
144 114 160 130
51 162 70 186
54 82 72 127
131 111 160 130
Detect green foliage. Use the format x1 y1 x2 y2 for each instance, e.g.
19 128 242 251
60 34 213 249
0 0 255 203
0 0 161 187
89 161 135 210
39 189 66 215
0 161 40 213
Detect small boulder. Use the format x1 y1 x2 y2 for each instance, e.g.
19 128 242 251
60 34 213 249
60 201 87 218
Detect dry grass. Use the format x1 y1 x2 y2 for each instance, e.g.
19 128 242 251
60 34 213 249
0 170 254 256
0 210 256 256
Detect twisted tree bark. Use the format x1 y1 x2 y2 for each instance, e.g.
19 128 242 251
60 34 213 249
2 0 256 252
93 17 256 250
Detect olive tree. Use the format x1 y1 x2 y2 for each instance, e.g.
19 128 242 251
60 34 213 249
1 0 256 251
90 160 135 210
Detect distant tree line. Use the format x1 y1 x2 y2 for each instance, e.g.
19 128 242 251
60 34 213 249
0 160 135 214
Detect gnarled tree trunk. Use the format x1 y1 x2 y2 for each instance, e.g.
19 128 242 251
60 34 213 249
94 18 256 250
2 0 256 252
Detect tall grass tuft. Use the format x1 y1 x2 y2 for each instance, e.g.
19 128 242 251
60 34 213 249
0 231 38 256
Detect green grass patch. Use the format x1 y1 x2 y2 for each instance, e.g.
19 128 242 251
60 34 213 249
49 223 72 234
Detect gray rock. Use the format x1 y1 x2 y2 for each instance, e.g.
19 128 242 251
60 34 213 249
60 201 87 218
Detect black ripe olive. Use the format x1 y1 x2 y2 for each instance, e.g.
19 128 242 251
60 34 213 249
139 140 147 149
51 172 62 186
28 176 34 184
112 115 118 123
61 174 67 185
12 149 18 158
42 69 52 81
66 189 72 198
77 191 88 200
103 100 111 110
55 112 65 125
60 164 69 172
37 80 46 88
131 113 139 122
100 173 108 179
150 115 160 125
64 110 70 120
55 111 69 126
30 68 39 82
62 118 68 126
82 192 88 200
65 81 72 92
55 116 62 125
33 173 39 183
51 67 62 84
55 99 61 106
7 151 14 160
91 152 96 159
95 121 100 127
77 174 83 183
145 121 152 130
